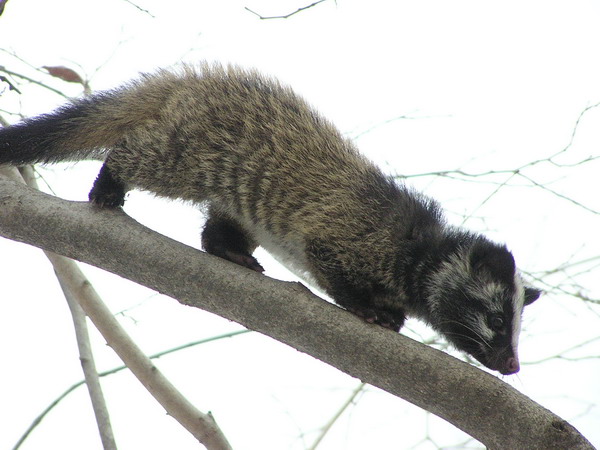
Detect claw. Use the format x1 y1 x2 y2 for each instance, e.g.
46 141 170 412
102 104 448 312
224 250 264 273
346 305 404 332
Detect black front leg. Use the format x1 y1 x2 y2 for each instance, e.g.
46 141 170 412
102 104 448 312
306 238 406 332
343 299 406 332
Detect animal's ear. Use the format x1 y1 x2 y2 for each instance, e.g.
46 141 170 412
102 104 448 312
469 241 516 284
524 286 542 306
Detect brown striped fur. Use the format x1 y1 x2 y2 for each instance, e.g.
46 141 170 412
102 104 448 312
0 63 540 374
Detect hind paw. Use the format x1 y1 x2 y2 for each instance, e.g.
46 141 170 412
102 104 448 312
89 164 126 208
89 191 125 208
223 250 265 273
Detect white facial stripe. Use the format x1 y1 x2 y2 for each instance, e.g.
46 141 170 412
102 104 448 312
463 282 500 344
511 274 526 360
474 313 494 342
425 252 467 313
466 281 504 312
427 248 526 359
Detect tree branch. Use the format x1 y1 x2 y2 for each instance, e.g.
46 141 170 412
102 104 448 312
12 330 251 448
308 382 365 449
16 165 117 449
0 175 594 449
2 167 232 450
0 65 70 99
45 252 233 450
121 0 155 18
56 275 118 450
245 0 328 20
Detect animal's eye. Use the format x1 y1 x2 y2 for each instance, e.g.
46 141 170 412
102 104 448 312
489 314 505 332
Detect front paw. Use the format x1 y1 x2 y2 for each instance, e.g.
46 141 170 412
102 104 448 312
347 306 405 332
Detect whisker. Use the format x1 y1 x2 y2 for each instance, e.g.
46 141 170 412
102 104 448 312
436 318 493 350
441 330 488 349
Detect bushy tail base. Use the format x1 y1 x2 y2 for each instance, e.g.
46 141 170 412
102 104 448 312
0 91 134 166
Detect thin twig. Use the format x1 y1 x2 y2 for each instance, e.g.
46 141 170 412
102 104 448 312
11 383 81 450
524 336 600 365
516 172 600 215
0 66 70 98
121 0 155 18
460 171 519 226
308 382 366 450
402 102 600 181
550 101 600 162
351 114 447 140
245 0 328 19
57 276 118 450
398 102 600 217
11 330 251 449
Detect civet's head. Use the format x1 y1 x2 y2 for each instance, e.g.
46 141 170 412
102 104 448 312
427 236 541 375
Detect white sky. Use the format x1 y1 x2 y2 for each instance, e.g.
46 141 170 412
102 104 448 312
1 1 599 449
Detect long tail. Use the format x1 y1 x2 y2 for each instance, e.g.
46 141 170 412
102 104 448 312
0 77 164 166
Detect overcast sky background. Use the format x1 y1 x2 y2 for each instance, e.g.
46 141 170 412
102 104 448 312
1 1 599 449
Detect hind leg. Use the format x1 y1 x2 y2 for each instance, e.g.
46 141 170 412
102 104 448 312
89 162 127 208
201 209 264 273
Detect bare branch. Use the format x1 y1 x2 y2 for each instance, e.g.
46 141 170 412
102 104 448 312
57 276 118 450
45 253 233 450
11 383 80 450
4 166 232 449
121 0 155 18
551 101 600 162
398 103 600 219
525 336 600 365
7 167 116 449
12 330 251 448
403 102 600 179
0 175 594 449
245 0 328 20
517 171 600 215
0 0 8 17
308 382 365 450
459 171 519 226
0 74 21 94
350 113 448 140
19 166 117 449
0 66 70 99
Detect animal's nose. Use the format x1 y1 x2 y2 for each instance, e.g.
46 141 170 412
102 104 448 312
505 357 520 374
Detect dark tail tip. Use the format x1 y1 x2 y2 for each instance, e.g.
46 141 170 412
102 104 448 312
0 97 109 166
0 116 66 165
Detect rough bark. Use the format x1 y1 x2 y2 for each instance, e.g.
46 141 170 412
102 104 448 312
0 176 594 450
